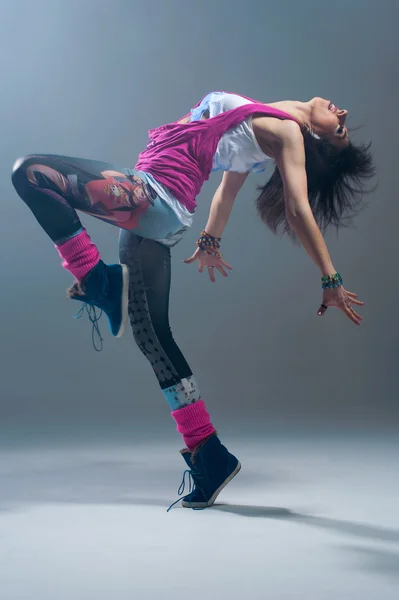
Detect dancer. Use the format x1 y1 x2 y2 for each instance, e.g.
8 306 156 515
11 91 374 509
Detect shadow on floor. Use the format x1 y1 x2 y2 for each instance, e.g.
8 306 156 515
1 458 399 549
213 503 399 544
338 544 399 581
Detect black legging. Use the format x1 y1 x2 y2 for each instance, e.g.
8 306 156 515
119 230 196 395
12 155 199 407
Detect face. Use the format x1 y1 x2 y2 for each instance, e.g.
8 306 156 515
309 97 349 148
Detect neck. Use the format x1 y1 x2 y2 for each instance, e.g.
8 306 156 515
267 100 312 128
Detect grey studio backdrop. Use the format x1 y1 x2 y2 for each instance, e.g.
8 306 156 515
0 0 397 444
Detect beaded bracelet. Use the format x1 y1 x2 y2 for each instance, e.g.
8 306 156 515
197 230 221 252
321 273 343 289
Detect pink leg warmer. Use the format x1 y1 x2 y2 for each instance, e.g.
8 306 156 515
55 229 100 281
171 400 216 452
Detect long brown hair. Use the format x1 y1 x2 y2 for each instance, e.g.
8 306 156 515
256 131 375 239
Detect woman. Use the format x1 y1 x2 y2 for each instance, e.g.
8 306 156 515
11 91 374 510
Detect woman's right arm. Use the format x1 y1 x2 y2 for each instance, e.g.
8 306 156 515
274 121 336 277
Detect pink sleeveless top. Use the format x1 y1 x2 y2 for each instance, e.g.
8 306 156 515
135 94 297 213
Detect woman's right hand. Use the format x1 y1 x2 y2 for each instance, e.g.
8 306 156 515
317 286 364 325
184 247 232 283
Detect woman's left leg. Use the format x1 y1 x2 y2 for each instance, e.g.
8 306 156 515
119 230 241 508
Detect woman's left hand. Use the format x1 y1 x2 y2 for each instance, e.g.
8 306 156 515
184 247 232 283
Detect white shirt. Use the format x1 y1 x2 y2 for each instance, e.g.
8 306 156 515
190 91 271 174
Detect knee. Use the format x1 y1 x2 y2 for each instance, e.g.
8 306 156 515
11 155 36 189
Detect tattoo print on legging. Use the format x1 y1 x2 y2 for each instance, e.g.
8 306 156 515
119 230 201 410
11 154 159 243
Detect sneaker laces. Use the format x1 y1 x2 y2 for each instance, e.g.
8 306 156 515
72 266 109 352
74 305 104 352
167 468 207 512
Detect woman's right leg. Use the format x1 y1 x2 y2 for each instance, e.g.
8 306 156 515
119 230 241 508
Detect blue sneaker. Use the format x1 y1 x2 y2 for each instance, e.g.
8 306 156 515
68 260 129 350
167 434 241 511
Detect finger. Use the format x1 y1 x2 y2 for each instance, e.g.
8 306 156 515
344 298 363 319
348 306 363 320
350 298 364 306
207 266 216 283
215 265 228 278
184 255 196 264
198 262 204 274
317 304 328 316
343 305 362 325
220 259 233 270
346 291 365 305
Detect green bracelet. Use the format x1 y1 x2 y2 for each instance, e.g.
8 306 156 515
321 273 343 289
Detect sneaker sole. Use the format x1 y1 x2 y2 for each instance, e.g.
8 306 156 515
181 460 242 509
116 264 129 338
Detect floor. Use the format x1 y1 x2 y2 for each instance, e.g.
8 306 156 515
1 431 398 599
